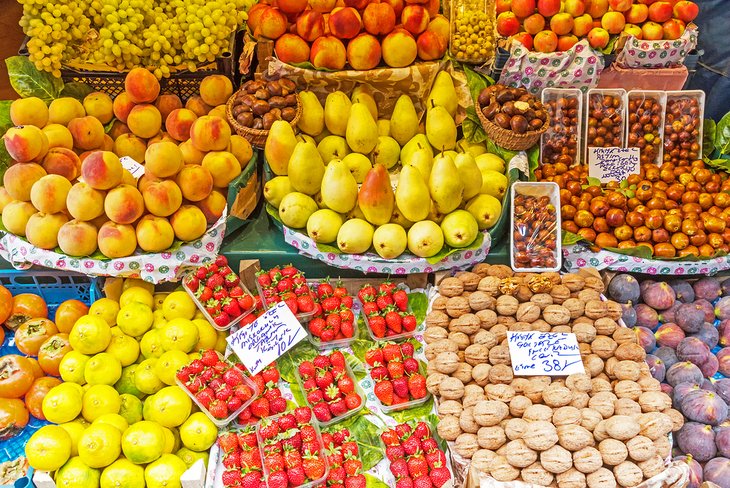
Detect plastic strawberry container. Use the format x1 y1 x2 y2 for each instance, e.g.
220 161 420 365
182 268 257 331
306 282 360 351
255 280 318 324
294 358 366 428
255 410 329 488
175 351 259 427
377 420 451 475
366 358 431 413
362 288 420 342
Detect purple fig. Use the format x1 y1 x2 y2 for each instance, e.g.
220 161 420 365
717 297 730 321
722 277 730 297
670 279 696 303
621 303 637 327
702 354 721 378
635 303 659 329
608 274 641 304
715 379 730 405
719 320 730 347
705 457 730 488
718 431 730 458
667 361 705 386
695 277 723 302
634 326 656 353
661 383 674 396
645 354 666 382
704 378 719 392
677 303 706 334
674 454 703 488
655 346 679 369
642 281 677 310
655 322 686 348
677 336 712 368
674 382 703 409
718 348 730 377
677 422 718 461
694 323 720 349
680 389 728 425
640 279 656 296
696 299 717 322
659 302 682 324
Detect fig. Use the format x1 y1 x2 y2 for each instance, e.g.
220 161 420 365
694 323 720 349
722 278 730 297
659 302 682 324
696 299 717 322
642 281 677 310
635 303 659 329
704 378 719 392
718 348 730 377
677 303 706 334
701 354 720 378
677 422 717 462
661 383 674 396
608 274 641 304
720 320 730 347
634 326 656 353
674 382 703 409
717 297 730 321
640 279 656 296
655 346 679 369
715 379 730 404
670 279 696 303
674 454 703 488
666 361 704 387
694 277 723 302
680 389 728 425
621 303 637 327
717 430 730 458
705 457 730 488
655 323 686 348
645 354 666 382
677 337 712 368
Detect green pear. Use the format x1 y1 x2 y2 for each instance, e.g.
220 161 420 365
389 95 419 146
317 135 350 163
466 194 502 230
264 120 297 175
346 103 378 154
454 152 483 201
372 136 400 169
320 159 358 213
342 153 372 183
440 210 479 248
390 204 414 229
307 209 343 243
263 176 292 208
377 119 390 137
427 71 458 117
429 153 464 214
458 138 487 157
324 91 351 136
407 148 433 181
337 218 374 254
407 220 444 258
373 223 407 259
298 91 324 136
480 170 508 200
278 192 318 229
425 103 457 151
351 85 378 121
396 165 430 222
288 140 325 195
401 134 432 164
358 164 394 226
475 153 506 174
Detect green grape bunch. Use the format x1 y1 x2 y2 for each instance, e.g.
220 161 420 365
18 0 252 78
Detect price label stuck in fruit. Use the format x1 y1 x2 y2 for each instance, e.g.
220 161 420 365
120 156 145 180
507 331 584 376
587 147 640 183
227 301 307 376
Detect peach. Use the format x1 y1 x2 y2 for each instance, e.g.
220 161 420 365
585 0 608 17
176 164 214 202
624 23 643 38
142 180 183 217
121 169 136 187
425 0 440 18
10 97 48 127
179 139 205 165
625 3 649 23
137 174 161 194
228 135 254 168
101 134 114 152
208 106 231 132
310 35 347 70
511 0 536 18
641 21 664 39
496 0 513 13
112 93 135 124
608 0 631 11
278 0 308 15
310 0 337 13
533 30 558 52
381 0 404 18
416 30 447 61
144 141 184 178
82 92 114 125
41 124 73 150
41 148 80 180
329 7 362 39
68 116 105 151
198 191 227 225
30 174 71 214
154 93 183 121
199 75 234 107
550 12 575 35
80 151 123 190
201 151 242 188
558 34 579 51
0 188 11 213
275 34 311 64
190 115 231 152
428 15 450 45
363 3 396 35
165 109 197 142
297 10 326 41
104 184 144 225
3 162 46 201
185 96 213 117
4 125 49 163
135 215 174 253
97 221 137 258
127 104 162 139
601 11 625 34
247 3 270 31
564 0 585 16
108 121 130 140
381 29 417 68
57 220 98 256
537 0 561 16
113 134 147 163
522 13 545 35
346 33 382 70
170 205 208 242
663 18 685 39
124 67 160 104
648 1 672 22
674 1 698 22
573 13 594 35
48 98 85 126
25 212 68 249
343 0 368 9
401 5 429 35
587 26 610 47
146 131 176 147
66 182 106 221
511 32 534 49
258 7 288 39
1 201 36 235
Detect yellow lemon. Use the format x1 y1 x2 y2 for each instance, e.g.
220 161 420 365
188 351 201 362
84 352 122 386
159 318 199 353
122 278 155 295
82 384 121 422
193 310 205 320
176 447 209 468
146 386 192 428
118 393 144 425
42 383 83 424
153 293 168 311
59 350 90 384
152 309 167 329
26 425 72 471
55 456 101 488
193 319 217 351
115 365 144 398
134 358 163 395
215 330 227 353
162 291 196 321
78 423 122 468
59 421 86 457
116 302 154 337
155 350 190 386
161 427 176 453
119 287 154 309
89 298 120 326
179 412 217 452
140 329 164 358
93 413 129 433
101 458 145 488
144 454 187 488
121 421 166 464
70 315 112 354
106 332 140 367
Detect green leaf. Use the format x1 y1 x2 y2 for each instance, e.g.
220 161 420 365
265 203 283 224
0 101 12 181
324 414 384 471
5 56 63 102
463 65 493 105
462 106 487 144
585 177 602 188
601 35 619 55
705 156 730 173
426 413 449 453
277 340 318 384
486 138 520 164
715 111 730 156
315 241 341 254
351 338 373 362
104 117 117 134
425 231 484 265
364 474 389 488
344 352 366 381
526 145 539 180
604 244 654 259
407 292 428 325
285 399 298 411
287 378 307 406
704 119 717 157
562 230 586 246
59 82 94 100
390 397 434 424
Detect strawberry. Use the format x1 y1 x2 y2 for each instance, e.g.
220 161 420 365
429 465 451 487
404 357 420 374
337 376 355 394
396 478 415 488
237 431 258 448
216 383 233 401
362 302 380 317
208 399 228 419
326 314 341 334
385 309 403 333
400 342 415 358
339 307 355 321
297 294 315 313
408 374 427 399
358 285 376 303
329 351 346 369
280 265 299 277
213 311 231 328
307 390 324 405
370 366 389 382
238 407 253 424
317 281 334 298
321 328 335 342
368 316 386 338
277 413 297 431
283 295 299 314
281 433 302 452
341 320 354 338
218 432 239 453
388 361 406 380
303 377 317 392
316 370 334 389
382 343 403 362
421 438 438 454
309 317 326 338
324 384 341 402
259 419 280 440
241 470 262 488
321 296 340 312
215 255 228 267
313 402 332 422
402 435 421 456
345 474 366 488
201 350 219 366
223 367 244 386
413 422 431 441
413 476 434 488
294 407 312 424
222 298 242 318
374 381 394 406
340 295 354 309
389 458 409 477
268 470 288 488
313 354 332 369
381 429 400 446
302 440 320 455
196 267 208 280
225 272 239 288
207 264 220 275
393 376 409 398
222 450 241 469
187 276 199 292
222 469 243 486
238 293 254 311
328 466 346 484
298 361 316 379
341 441 357 458
270 396 287 414
376 293 393 311
333 428 350 444
283 447 302 469
207 273 224 289
227 396 243 412
302 454 326 480
365 348 384 366
329 398 348 417
408 455 429 480
287 465 306 485
333 283 348 298
425 449 445 468
344 458 362 476
261 366 280 384
392 289 409 312
276 277 293 293
402 314 417 332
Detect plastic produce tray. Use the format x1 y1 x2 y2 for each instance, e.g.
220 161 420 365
0 270 100 319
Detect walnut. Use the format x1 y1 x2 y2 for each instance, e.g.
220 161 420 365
470 449 495 474
439 376 465 400
587 467 617 488
531 319 552 332
457 271 481 291
591 377 612 393
583 355 605 377
614 380 642 401
552 406 581 427
488 344 510 365
474 400 509 427
638 412 673 440
638 455 664 479
513 303 540 324
432 295 448 311
613 360 641 381
560 273 585 291
464 344 489 366
626 435 655 462
543 305 571 325
496 295 519 316
471 363 492 386
557 468 587 488
425 339 458 360
499 277 521 296
543 384 572 408
527 274 554 293
423 327 448 344
615 342 646 362
605 301 623 321
455 433 479 458
573 322 597 343
593 420 609 441
446 296 470 318
531 293 554 309
438 400 463 417
503 439 537 468
471 263 491 278
523 421 558 451
523 378 548 403
446 332 469 351
665 408 684 432
460 407 479 434
540 444 573 474
571 392 590 409
653 436 671 458
463 392 485 409
524 404 554 422
638 376 661 393
613 461 643 488
487 265 514 278
439 277 464 297
510 377 530 395
521 462 554 486
425 310 449 329
612 327 635 345
490 455 520 481
451 362 472 384
515 285 533 302
599 438 628 466
476 309 498 329
491 324 509 343
594 317 618 335
436 415 461 441
583 300 607 320
478 425 506 450
504 418 528 441
434 351 460 374
614 398 641 417
589 391 617 419
509 395 532 418
550 284 571 304
566 374 592 393
464 383 484 399
426 372 447 395
605 415 641 441
484 383 515 402
488 364 514 384
558 424 594 451
573 447 603 474
638 391 672 412
591 336 618 359
468 291 494 312
478 276 501 295
552 325 572 334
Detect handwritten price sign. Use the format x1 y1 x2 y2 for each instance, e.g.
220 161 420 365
227 302 307 376
587 147 640 183
120 156 145 180
507 331 585 376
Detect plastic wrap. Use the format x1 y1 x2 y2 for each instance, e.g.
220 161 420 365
663 90 705 166
626 90 666 166
540 88 583 168
450 0 495 65
585 88 627 157
510 182 561 272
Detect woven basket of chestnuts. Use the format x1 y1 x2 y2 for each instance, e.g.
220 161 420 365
476 84 549 151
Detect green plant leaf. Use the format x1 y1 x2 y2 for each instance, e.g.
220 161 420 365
351 337 373 362
287 378 307 406
486 138 520 164
60 82 94 100
601 36 619 54
463 65 493 105
425 231 484 265
585 177 602 188
704 156 730 173
5 56 63 103
715 111 730 156
315 242 341 254
704 118 717 157
390 397 435 424
526 145 539 179
104 117 117 134
286 399 298 411
407 292 428 324
344 352 366 381
562 230 586 246
604 244 654 259
0 100 12 181
324 414 384 471
462 106 487 144
365 474 389 488
426 413 449 453
277 340 318 383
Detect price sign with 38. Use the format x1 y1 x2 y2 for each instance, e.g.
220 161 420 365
507 331 585 376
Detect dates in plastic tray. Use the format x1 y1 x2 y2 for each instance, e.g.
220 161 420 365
664 90 705 166
586 89 626 152
511 182 561 272
541 88 583 168
626 90 666 166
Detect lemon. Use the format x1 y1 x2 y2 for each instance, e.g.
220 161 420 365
43 383 83 424
26 425 72 471
161 427 176 453
78 423 122 468
115 365 144 397
188 351 201 362
215 331 228 353
117 302 154 337
179 412 217 452
123 278 155 295
59 350 91 384
193 310 205 320
144 454 187 488
55 456 101 488
85 352 122 386
82 384 121 422
93 413 129 433
89 298 120 326
140 329 164 358
135 358 163 395
176 447 209 468
147 386 192 428
70 315 112 354
119 393 144 425
160 318 199 353
101 458 146 488
193 319 217 351
120 287 154 309
153 293 167 311
106 332 140 367
162 291 196 321
155 350 190 386
122 421 166 464
152 310 167 329
59 421 86 457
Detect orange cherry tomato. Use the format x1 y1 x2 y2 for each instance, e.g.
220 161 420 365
54 299 89 334
0 355 35 398
5 293 47 330
26 358 43 379
38 334 71 377
24 377 61 420
15 318 58 356
0 285 12 325
0 398 29 441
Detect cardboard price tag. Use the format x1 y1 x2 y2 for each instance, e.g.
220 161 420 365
227 301 307 376
507 331 585 376
120 156 145 180
587 147 640 183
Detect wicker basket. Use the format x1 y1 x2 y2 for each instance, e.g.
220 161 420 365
226 90 301 148
476 103 549 151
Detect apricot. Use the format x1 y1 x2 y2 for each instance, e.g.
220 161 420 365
310 36 347 70
112 92 136 123
80 151 123 190
0 188 11 213
257 6 288 39
108 121 130 140
154 93 183 121
142 180 183 217
10 97 48 127
82 92 114 124
346 33 382 70
179 139 205 165
229 135 254 168
573 14 594 37
57 220 98 257
25 212 68 249
381 29 417 68
416 30 445 61
127 104 162 139
201 151 242 188
137 174 161 193
199 75 234 107
146 131 176 147
185 96 213 117
197 190 227 225
104 185 145 225
626 3 648 23
42 124 73 150
4 125 49 163
30 174 72 214
190 116 231 152
124 67 160 104
176 165 214 202
170 205 208 241
113 133 147 163
145 141 184 178
66 182 106 221
68 116 105 151
275 34 312 65
135 215 175 252
558 34 579 51
363 3 396 35
3 162 47 201
586 0 608 18
97 222 138 258
165 108 198 142
48 98 85 126
1 201 36 235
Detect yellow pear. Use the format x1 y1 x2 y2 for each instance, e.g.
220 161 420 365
264 120 297 176
288 140 325 196
298 91 324 136
320 159 358 213
351 86 378 121
324 91 351 136
428 153 463 214
389 95 419 146
396 165 430 222
345 103 378 154
427 71 458 118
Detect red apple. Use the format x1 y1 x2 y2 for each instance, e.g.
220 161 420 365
601 11 626 34
511 32 534 50
550 12 575 35
564 0 586 17
641 21 664 39
363 3 396 35
608 0 632 12
673 1 698 22
648 1 673 22
523 13 546 35
625 4 649 23
511 0 536 18
662 18 685 39
586 0 608 18
558 34 579 51
624 23 643 38
537 0 561 17
496 0 513 14
534 30 558 52
573 13 594 36
498 11 523 36
587 26 610 48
